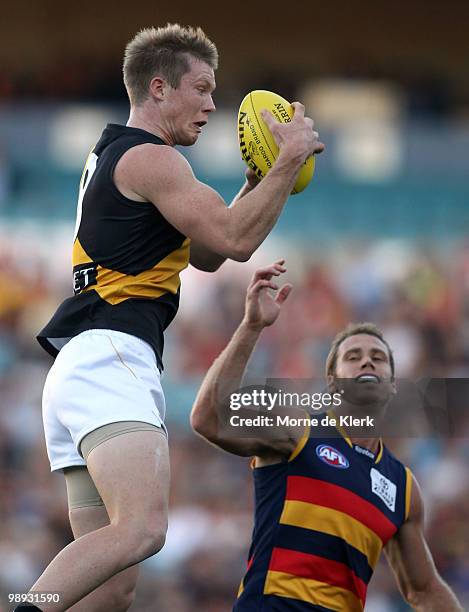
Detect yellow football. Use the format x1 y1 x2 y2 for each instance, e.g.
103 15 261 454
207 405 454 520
238 90 315 194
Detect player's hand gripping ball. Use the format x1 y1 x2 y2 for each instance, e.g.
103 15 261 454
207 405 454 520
238 90 315 194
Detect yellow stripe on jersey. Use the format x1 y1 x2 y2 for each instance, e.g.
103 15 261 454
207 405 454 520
73 238 190 304
279 500 382 569
327 410 384 464
95 238 190 304
327 410 353 448
375 439 384 463
73 238 93 266
405 467 413 520
288 415 311 462
264 571 363 611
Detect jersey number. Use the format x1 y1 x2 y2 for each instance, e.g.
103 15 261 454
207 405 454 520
74 152 98 241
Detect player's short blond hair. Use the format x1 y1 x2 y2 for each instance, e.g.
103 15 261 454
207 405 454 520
123 23 218 106
326 322 395 379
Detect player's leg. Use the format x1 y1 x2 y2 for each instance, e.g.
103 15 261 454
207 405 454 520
28 429 169 612
64 467 139 612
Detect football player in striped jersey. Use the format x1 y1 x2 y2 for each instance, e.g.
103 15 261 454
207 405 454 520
191 261 462 612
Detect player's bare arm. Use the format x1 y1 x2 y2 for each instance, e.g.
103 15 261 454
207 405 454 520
188 240 226 272
114 104 324 262
191 261 302 461
189 168 261 271
384 473 463 611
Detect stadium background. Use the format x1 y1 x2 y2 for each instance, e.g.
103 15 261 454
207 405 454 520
0 1 468 610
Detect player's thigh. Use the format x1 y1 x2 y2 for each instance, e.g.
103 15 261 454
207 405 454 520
86 429 170 528
64 466 109 537
69 503 110 538
65 469 139 611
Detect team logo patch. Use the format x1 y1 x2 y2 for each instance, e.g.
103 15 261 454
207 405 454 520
316 445 350 469
73 263 98 294
370 467 397 512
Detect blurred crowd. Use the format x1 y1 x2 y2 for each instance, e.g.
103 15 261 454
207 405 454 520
0 59 458 119
0 235 468 611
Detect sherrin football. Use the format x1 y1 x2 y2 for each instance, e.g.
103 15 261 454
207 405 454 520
238 90 315 194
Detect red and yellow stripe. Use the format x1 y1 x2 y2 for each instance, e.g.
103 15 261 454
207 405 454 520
264 570 364 611
286 476 397 545
279 500 383 569
268 547 366 604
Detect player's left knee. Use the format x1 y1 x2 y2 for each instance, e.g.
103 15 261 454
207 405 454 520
134 522 167 562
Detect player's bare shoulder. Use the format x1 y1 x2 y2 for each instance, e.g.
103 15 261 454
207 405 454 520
114 142 193 202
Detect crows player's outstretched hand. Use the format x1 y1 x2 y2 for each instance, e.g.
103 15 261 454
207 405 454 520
243 260 292 331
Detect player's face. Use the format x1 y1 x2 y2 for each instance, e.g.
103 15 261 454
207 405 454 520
330 334 396 406
162 56 216 146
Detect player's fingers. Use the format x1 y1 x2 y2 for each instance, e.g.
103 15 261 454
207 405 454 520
252 264 285 282
261 109 276 129
251 279 279 293
275 283 293 305
272 259 286 271
252 269 277 283
245 167 260 182
266 259 286 273
291 102 305 119
305 117 314 129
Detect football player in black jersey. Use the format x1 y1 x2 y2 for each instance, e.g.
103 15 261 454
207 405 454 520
24 24 324 612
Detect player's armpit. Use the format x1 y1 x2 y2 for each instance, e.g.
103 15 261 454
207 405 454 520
189 240 226 272
192 398 305 461
114 144 248 261
384 474 462 611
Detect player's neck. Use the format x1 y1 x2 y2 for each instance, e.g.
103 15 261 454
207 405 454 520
330 400 386 455
350 435 381 456
333 398 387 423
126 106 173 145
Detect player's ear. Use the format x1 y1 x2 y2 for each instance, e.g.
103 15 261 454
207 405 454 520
149 76 167 101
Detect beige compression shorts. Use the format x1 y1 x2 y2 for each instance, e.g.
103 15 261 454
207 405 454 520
64 421 165 509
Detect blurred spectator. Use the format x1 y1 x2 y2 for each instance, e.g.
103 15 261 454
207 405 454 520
0 144 12 210
0 236 468 610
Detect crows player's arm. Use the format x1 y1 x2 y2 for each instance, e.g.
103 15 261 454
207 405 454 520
190 261 304 463
384 473 463 611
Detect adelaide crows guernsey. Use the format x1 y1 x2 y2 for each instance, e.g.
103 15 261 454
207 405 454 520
37 124 190 369
234 421 412 611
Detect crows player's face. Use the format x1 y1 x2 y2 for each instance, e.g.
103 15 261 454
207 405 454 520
331 334 396 406
162 56 216 146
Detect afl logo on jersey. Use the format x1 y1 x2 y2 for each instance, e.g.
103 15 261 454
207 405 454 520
316 445 350 469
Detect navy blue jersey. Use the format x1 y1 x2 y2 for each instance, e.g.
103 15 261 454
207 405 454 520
235 420 412 611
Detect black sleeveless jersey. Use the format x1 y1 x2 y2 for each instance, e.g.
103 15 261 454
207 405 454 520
37 124 190 369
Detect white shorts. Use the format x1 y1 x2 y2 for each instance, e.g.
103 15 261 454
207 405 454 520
42 329 166 472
